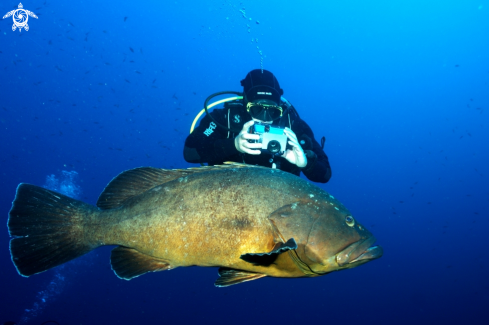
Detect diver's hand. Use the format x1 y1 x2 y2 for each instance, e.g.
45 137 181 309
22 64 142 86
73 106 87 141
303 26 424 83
235 120 262 155
283 127 307 168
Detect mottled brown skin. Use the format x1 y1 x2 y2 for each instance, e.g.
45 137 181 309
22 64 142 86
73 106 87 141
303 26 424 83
9 164 382 282
85 166 351 278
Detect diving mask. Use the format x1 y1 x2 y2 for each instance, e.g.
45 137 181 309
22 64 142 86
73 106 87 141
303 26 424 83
246 100 283 122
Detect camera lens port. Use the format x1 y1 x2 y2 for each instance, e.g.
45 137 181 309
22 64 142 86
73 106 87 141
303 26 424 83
267 140 281 153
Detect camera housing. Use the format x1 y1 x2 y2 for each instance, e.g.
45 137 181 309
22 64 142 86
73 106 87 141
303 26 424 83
249 123 288 154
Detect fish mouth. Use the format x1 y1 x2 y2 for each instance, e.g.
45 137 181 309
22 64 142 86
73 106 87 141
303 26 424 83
336 236 383 267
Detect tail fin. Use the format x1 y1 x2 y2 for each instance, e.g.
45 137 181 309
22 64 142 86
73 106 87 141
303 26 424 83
8 183 98 277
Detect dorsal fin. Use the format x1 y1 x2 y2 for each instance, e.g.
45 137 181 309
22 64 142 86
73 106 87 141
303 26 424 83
221 161 270 170
96 163 270 210
96 167 193 209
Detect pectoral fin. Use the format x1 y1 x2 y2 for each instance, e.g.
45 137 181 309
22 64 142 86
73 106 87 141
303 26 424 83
110 246 172 280
240 238 298 266
215 267 266 287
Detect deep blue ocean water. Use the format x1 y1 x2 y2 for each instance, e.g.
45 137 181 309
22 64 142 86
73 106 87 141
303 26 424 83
1 1 488 324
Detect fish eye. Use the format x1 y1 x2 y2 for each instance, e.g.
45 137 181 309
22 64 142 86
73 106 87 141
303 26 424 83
345 215 355 227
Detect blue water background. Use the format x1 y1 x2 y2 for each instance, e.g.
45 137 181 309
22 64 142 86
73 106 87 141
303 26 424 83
1 1 488 324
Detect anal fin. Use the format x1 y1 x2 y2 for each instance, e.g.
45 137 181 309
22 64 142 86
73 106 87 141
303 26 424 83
240 238 297 266
110 246 171 280
215 268 266 287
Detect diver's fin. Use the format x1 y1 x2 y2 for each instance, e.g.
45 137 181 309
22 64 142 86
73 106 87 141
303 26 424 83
8 184 97 277
214 268 266 287
240 238 297 266
110 246 171 280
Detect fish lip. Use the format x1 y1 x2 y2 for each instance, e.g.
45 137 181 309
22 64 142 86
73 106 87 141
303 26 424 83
335 236 381 266
349 245 383 264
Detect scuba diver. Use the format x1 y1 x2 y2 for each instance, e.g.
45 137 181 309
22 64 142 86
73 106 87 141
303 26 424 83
183 69 331 183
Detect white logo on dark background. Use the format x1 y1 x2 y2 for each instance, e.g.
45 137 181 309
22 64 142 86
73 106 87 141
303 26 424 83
3 3 38 32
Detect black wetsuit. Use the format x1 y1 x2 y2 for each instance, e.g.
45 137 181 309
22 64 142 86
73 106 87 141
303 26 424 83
183 102 332 183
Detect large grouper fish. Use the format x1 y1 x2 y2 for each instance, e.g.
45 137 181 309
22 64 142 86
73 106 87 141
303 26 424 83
8 163 383 287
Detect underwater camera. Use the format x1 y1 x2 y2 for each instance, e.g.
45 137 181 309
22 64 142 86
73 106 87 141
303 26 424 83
249 123 288 154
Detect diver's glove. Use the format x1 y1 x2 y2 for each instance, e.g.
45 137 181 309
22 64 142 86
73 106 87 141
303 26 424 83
282 127 307 168
234 120 262 155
